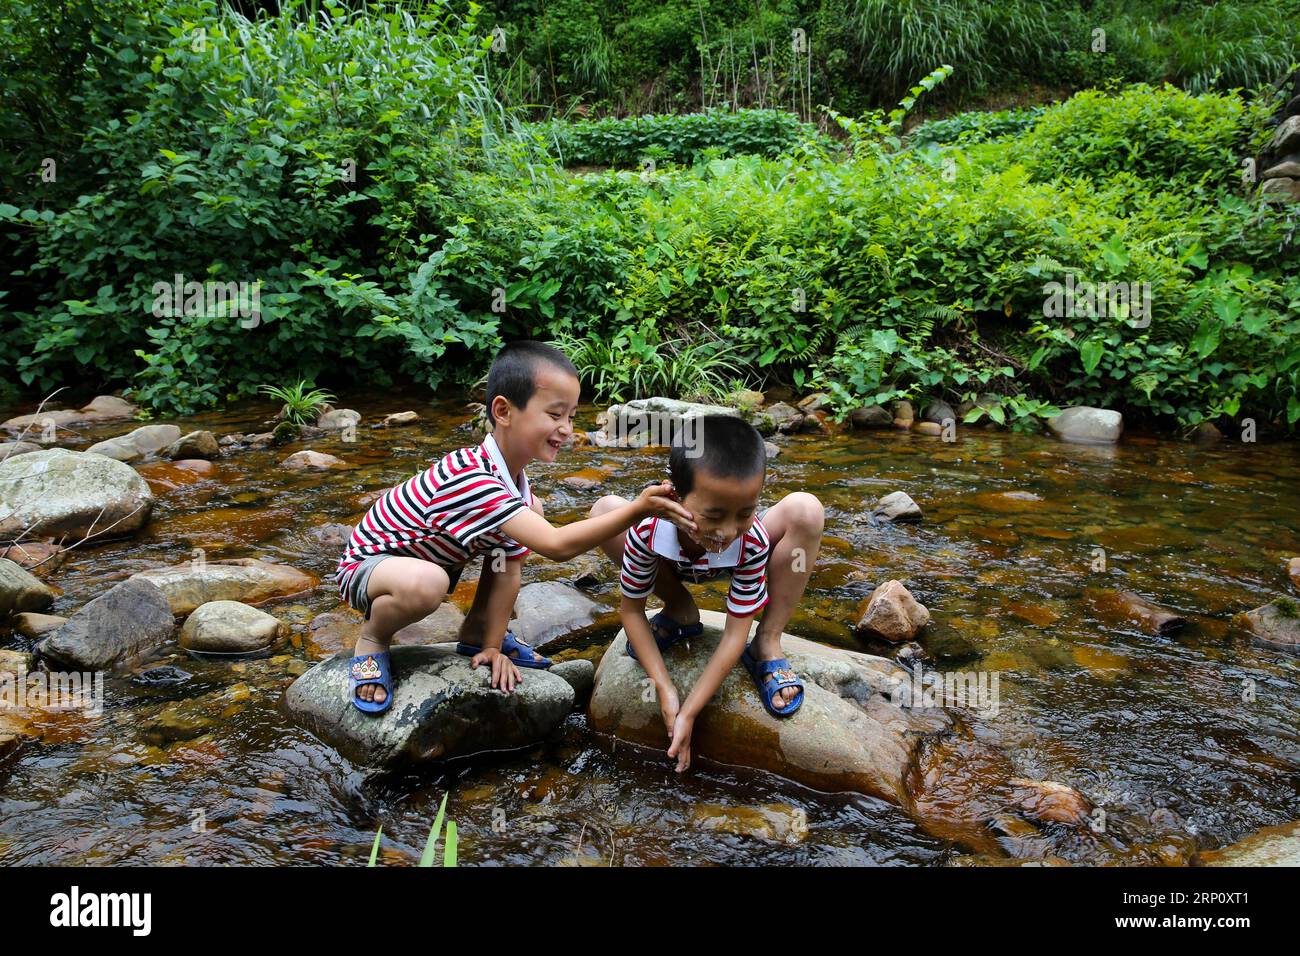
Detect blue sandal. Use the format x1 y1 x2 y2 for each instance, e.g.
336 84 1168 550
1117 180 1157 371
741 643 804 717
349 650 394 715
626 612 704 662
456 630 552 669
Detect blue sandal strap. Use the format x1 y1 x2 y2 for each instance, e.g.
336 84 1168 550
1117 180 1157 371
349 651 393 714
456 631 552 668
742 644 804 717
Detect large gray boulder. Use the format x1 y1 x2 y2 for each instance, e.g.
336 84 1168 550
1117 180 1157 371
589 610 951 805
131 558 318 616
282 644 578 767
0 448 153 541
37 577 175 671
1047 406 1123 444
0 558 57 618
509 582 607 650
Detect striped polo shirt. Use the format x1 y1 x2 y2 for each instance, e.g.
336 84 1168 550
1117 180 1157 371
619 514 770 617
335 433 534 598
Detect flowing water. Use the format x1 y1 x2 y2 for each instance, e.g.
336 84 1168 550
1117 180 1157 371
1 395 1298 865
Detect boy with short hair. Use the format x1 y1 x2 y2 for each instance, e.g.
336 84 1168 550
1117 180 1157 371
589 414 825 771
336 341 695 713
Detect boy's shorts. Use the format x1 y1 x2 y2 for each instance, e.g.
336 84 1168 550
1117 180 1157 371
340 555 465 621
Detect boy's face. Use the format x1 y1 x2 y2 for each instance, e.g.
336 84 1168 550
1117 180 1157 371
678 467 764 553
492 364 581 465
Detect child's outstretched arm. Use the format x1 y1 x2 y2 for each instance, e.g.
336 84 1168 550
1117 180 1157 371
620 593 681 742
667 612 752 773
499 481 695 561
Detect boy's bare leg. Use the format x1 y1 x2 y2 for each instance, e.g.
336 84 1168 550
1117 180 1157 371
590 494 699 623
454 494 544 690
354 556 452 703
752 491 825 708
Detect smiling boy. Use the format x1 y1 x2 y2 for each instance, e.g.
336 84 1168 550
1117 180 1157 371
335 341 695 713
589 413 825 771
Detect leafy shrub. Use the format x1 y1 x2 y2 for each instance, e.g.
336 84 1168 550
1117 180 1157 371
1013 83 1269 189
532 108 826 167
909 106 1046 146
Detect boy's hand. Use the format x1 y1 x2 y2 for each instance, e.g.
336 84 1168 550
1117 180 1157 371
657 681 681 740
635 480 697 535
667 710 694 773
471 647 522 693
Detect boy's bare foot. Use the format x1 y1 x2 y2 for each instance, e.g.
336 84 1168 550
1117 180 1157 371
750 628 799 709
353 634 390 704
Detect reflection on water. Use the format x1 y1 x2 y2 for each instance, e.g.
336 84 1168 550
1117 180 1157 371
1 394 1298 865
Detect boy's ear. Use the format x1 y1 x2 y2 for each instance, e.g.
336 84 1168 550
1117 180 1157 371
489 394 512 427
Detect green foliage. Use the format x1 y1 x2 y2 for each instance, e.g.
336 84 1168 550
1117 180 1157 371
532 108 826 167
3 0 529 414
909 106 1045 147
1014 84 1269 189
554 322 746 404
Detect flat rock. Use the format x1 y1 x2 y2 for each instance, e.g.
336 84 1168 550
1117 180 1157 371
854 580 931 642
86 424 183 462
0 557 57 617
0 448 154 541
509 582 607 650
131 558 318 616
1047 406 1123 444
282 644 577 767
2 395 137 434
37 577 175 671
180 600 289 655
589 609 950 805
379 411 419 427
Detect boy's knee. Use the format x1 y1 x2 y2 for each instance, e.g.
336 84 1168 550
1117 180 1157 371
406 565 449 610
784 492 825 532
590 494 627 518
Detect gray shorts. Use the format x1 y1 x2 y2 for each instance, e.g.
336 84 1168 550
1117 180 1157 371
339 555 465 621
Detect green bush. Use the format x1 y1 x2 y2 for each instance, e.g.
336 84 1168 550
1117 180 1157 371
1013 83 1270 189
532 108 826 167
2 0 531 414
